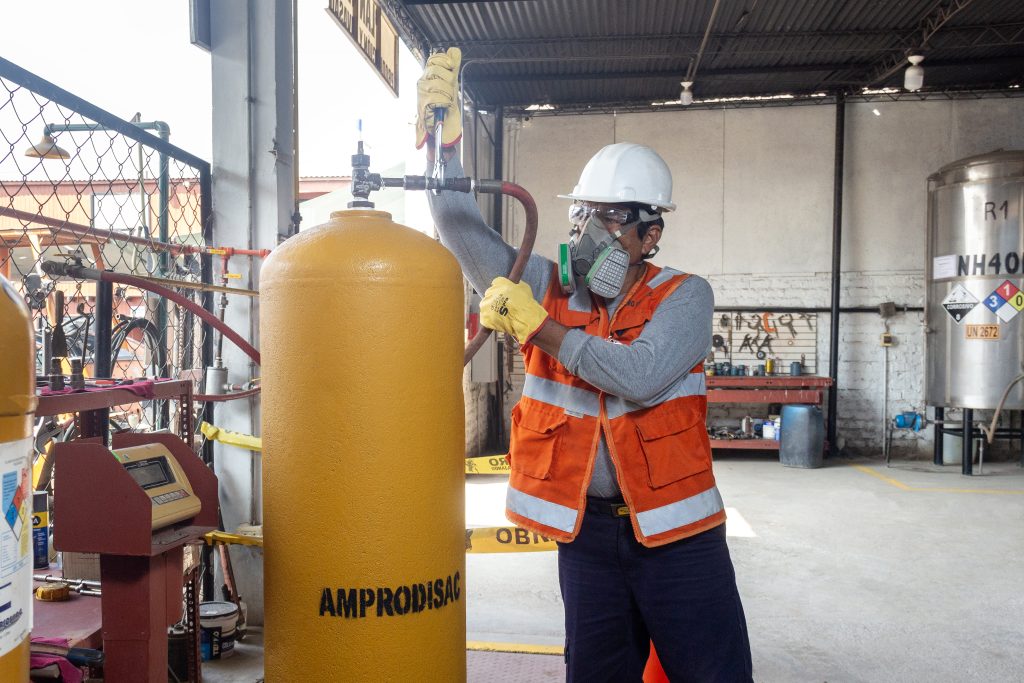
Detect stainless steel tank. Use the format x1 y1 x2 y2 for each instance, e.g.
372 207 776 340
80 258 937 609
926 150 1024 409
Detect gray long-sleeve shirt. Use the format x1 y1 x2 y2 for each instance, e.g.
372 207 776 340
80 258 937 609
428 157 713 497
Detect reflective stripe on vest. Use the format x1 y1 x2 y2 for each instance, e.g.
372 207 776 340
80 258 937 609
605 372 706 420
522 375 601 417
636 485 724 537
507 486 577 534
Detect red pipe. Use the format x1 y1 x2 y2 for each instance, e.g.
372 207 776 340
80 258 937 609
1 206 272 260
0 205 190 255
463 181 538 366
98 270 262 366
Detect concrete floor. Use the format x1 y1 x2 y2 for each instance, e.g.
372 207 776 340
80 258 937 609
203 456 1024 682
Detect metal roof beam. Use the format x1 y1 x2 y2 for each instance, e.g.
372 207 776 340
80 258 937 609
467 63 872 83
866 0 979 85
466 56 1022 84
452 22 1024 60
404 0 535 4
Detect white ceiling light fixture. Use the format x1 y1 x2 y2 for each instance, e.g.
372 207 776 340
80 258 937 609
680 81 694 106
904 55 925 92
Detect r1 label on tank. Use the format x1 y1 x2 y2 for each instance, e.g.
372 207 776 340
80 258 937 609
965 324 1000 340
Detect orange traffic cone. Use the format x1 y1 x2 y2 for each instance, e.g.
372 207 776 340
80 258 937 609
643 642 669 683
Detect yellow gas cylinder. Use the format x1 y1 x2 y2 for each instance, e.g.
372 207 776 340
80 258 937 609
0 275 37 682
260 209 466 681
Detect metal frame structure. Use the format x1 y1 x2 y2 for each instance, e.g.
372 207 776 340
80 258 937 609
0 57 216 433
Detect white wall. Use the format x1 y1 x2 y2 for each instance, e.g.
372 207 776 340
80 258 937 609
505 96 1024 456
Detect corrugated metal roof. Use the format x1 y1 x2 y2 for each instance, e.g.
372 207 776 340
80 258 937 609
386 0 1024 112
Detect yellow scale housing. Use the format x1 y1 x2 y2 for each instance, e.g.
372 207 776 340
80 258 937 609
0 276 36 682
113 443 203 529
261 209 466 681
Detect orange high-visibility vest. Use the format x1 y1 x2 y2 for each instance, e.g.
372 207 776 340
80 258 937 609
506 264 725 548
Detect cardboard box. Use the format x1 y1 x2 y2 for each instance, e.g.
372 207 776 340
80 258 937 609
61 551 101 581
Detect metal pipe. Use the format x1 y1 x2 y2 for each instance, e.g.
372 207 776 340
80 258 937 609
156 124 171 427
492 106 506 447
686 0 723 82
93 279 113 447
41 261 260 366
713 305 923 313
0 206 269 261
0 206 185 255
200 166 216 603
65 269 257 298
94 281 113 379
881 339 889 462
933 405 944 465
962 407 974 475
827 90 846 458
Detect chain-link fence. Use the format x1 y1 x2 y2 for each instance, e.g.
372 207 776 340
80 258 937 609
0 57 213 437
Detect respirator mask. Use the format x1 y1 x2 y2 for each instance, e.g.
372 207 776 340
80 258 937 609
558 203 659 298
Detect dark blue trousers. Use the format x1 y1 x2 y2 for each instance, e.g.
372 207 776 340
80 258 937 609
557 504 753 682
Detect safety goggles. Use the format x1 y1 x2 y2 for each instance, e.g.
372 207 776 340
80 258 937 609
567 202 639 230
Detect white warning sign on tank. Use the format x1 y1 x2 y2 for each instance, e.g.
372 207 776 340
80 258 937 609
941 284 979 324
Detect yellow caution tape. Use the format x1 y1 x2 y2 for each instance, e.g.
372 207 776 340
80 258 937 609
466 641 563 655
204 530 264 548
200 421 263 451
465 526 556 553
465 454 510 475
202 525 551 553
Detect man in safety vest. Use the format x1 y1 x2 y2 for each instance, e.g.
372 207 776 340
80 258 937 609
419 49 752 682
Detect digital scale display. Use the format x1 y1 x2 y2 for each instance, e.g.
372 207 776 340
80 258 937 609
123 457 175 490
114 444 202 529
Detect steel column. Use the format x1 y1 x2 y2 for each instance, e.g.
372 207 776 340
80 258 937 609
827 92 845 457
209 0 296 624
962 408 974 475
492 106 506 448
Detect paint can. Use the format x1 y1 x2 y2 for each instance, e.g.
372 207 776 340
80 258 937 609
33 491 49 569
790 361 802 376
200 601 239 660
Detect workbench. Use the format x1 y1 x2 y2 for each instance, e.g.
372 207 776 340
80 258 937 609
707 375 832 451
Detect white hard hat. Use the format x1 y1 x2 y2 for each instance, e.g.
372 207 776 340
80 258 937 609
559 142 676 212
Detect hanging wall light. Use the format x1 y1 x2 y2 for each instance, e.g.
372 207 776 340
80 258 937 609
680 81 694 106
24 131 70 160
904 55 925 92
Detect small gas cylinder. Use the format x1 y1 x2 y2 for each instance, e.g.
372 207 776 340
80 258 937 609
261 210 466 681
0 276 37 682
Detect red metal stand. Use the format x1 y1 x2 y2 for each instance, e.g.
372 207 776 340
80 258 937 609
707 375 833 451
53 432 217 681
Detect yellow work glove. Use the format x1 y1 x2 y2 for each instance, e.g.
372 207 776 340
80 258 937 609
480 277 549 345
415 47 463 149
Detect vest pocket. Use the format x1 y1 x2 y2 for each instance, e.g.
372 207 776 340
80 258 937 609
635 404 709 488
509 403 567 480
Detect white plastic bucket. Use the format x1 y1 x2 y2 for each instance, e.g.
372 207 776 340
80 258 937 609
200 601 239 660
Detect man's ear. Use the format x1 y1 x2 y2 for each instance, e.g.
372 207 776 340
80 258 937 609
642 224 662 256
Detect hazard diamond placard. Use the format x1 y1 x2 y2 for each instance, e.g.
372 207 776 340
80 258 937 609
941 284 979 324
